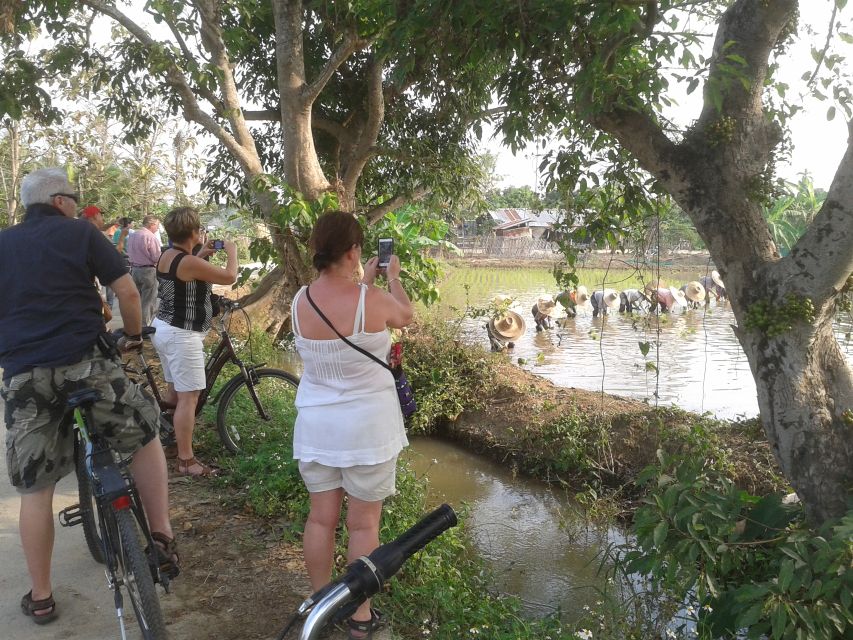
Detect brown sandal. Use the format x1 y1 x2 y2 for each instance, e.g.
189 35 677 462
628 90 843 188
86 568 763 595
174 456 220 477
150 532 181 580
21 591 58 625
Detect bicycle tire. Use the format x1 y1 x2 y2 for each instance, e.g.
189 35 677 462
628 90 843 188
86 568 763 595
114 508 167 640
215 368 299 454
75 442 105 564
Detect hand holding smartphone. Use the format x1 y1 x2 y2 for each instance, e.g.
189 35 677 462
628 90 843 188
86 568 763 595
378 238 393 268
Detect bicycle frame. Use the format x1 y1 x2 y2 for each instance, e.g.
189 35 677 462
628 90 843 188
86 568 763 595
69 403 162 636
130 306 266 417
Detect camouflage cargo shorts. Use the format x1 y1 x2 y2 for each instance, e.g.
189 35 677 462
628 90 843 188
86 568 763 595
2 348 159 493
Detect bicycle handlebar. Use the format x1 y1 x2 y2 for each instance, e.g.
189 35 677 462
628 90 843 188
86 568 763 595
294 504 457 640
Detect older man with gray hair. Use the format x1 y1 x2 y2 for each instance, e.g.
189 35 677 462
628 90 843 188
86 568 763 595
0 168 178 624
126 214 163 325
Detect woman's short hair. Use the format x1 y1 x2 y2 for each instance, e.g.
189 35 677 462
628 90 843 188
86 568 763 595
20 167 74 208
309 211 364 271
163 207 200 243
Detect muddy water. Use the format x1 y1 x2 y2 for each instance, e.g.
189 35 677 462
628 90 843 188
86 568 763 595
434 267 853 419
405 436 626 619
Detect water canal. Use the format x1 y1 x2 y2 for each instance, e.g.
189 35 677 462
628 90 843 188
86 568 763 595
404 436 626 619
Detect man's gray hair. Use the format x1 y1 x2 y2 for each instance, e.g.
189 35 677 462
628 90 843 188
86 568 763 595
142 215 160 228
20 167 74 208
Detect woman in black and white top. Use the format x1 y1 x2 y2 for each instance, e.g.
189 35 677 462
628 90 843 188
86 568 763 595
151 207 237 477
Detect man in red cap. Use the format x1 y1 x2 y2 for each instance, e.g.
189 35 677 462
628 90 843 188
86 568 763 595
80 205 104 229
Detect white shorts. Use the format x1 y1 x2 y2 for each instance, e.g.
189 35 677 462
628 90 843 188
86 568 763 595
150 318 206 392
298 457 398 502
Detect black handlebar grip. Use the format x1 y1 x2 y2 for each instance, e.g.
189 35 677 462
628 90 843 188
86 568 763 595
342 504 457 601
382 503 457 566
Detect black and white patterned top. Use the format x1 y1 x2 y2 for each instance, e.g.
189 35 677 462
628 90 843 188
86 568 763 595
155 249 212 332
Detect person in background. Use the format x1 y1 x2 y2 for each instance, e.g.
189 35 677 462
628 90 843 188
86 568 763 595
531 297 557 332
100 220 121 310
126 215 162 326
291 211 413 639
619 288 650 314
680 281 707 310
648 285 689 313
80 205 117 319
113 217 132 255
555 286 589 318
151 207 237 477
79 205 104 228
699 271 727 303
590 289 620 317
0 168 177 625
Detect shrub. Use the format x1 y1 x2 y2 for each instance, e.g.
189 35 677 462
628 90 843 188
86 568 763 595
620 452 853 640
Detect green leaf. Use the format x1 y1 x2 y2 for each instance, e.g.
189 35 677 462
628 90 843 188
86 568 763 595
653 521 669 547
638 341 650 356
827 106 837 121
779 558 794 591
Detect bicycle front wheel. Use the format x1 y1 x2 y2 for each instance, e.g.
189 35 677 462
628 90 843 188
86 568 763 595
76 443 105 564
216 368 299 454
114 508 167 639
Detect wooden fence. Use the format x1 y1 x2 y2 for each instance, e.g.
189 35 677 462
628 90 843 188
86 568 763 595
454 236 561 258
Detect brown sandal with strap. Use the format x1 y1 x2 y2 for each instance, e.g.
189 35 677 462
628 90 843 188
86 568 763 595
150 532 181 580
174 456 220 477
21 591 58 625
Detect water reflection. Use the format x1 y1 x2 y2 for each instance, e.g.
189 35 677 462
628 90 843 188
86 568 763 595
406 437 627 619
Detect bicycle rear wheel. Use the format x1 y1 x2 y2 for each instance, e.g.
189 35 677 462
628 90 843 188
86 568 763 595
76 442 105 564
114 508 167 639
215 368 299 454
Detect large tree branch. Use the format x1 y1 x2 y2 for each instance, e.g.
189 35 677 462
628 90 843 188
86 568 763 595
341 55 385 199
595 107 685 182
785 121 853 300
193 0 259 160
698 0 797 126
312 115 352 144
302 30 370 106
79 0 260 175
363 187 429 224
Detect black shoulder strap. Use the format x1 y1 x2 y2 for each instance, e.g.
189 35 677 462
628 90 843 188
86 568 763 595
168 251 187 278
304 286 392 372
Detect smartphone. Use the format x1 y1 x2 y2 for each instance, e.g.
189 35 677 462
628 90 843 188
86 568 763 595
213 239 225 250
378 238 393 268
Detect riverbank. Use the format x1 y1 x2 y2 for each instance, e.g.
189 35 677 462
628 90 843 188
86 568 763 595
403 321 785 515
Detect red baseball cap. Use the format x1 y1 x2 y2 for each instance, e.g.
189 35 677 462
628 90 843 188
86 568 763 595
81 205 102 218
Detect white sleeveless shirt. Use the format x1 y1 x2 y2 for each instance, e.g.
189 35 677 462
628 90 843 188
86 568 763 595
291 284 408 466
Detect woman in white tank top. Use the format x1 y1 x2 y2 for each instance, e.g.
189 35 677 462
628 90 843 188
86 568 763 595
291 212 413 637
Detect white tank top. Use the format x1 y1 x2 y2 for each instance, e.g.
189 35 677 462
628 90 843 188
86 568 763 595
290 284 407 466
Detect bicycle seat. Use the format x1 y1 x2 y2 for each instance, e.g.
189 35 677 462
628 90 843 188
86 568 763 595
142 326 156 338
67 388 104 408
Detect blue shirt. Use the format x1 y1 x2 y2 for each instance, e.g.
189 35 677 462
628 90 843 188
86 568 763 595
0 203 128 381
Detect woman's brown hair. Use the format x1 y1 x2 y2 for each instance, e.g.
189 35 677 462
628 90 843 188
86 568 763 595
163 206 200 243
308 211 364 271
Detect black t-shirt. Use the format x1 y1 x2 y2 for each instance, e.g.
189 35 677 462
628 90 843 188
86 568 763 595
0 203 128 381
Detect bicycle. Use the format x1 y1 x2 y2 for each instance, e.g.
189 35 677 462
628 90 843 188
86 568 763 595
123 298 300 455
58 388 169 640
273 504 458 640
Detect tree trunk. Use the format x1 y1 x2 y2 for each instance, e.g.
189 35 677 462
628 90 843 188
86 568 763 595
591 0 853 525
737 309 853 525
235 230 313 339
